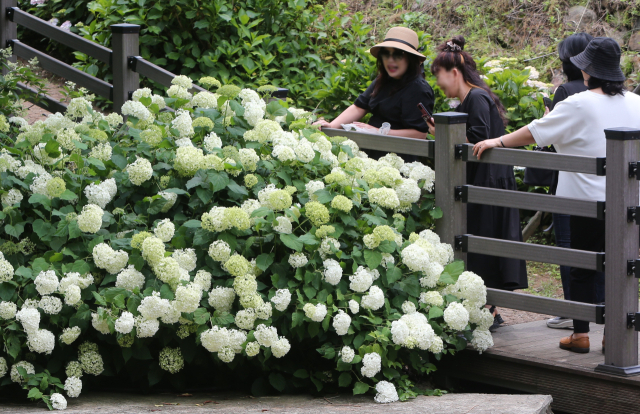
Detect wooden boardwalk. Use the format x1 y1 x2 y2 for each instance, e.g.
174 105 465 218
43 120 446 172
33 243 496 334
436 320 640 414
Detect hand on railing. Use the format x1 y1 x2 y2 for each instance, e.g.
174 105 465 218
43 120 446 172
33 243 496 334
311 117 337 130
472 138 501 159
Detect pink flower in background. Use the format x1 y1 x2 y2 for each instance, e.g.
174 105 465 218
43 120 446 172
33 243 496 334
48 18 58 26
30 0 45 4
60 21 72 31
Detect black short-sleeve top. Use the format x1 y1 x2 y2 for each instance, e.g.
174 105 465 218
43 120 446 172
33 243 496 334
354 76 435 133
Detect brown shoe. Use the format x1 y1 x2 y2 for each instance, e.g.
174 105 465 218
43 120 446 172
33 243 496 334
559 334 590 353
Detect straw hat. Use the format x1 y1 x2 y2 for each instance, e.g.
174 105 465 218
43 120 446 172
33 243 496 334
369 27 426 62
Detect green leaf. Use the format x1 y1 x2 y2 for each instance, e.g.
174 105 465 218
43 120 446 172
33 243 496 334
313 189 334 204
364 249 382 269
444 260 465 281
386 266 402 284
255 254 274 271
303 286 317 299
208 171 230 193
4 223 24 238
269 373 286 392
338 372 352 387
398 276 421 297
193 308 210 324
59 189 78 201
29 194 51 210
0 282 15 301
27 387 43 400
293 369 309 379
279 234 303 251
429 207 443 219
429 306 444 319
227 180 248 196
291 311 304 328
266 100 287 117
111 154 128 170
68 220 82 239
353 382 369 395
182 220 202 228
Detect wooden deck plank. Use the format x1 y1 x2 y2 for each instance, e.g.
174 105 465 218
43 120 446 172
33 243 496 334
435 319 640 414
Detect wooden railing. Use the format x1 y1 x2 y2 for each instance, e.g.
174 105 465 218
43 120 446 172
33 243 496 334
326 118 640 377
0 1 287 112
3 1 640 377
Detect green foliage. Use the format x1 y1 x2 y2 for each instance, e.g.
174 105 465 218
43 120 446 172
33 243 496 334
0 48 47 119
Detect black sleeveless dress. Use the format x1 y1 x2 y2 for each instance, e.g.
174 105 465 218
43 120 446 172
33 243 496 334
459 87 528 290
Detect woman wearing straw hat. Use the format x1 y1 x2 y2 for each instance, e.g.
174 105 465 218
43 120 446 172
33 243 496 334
313 27 435 160
473 37 640 353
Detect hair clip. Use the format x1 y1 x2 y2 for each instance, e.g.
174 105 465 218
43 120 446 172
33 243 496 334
446 41 462 52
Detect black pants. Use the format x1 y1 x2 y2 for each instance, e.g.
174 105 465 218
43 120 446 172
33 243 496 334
570 216 605 334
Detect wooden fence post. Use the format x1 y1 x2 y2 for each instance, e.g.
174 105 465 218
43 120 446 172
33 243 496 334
433 112 468 262
0 0 17 76
596 128 640 376
110 24 139 114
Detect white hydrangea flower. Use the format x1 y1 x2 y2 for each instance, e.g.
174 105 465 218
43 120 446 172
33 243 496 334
77 204 104 233
245 341 260 357
208 287 236 312
153 218 175 242
137 292 171 320
38 296 63 315
361 286 385 311
121 100 152 122
93 243 128 274
200 326 247 362
171 109 194 138
303 303 327 322
191 91 219 109
401 243 430 273
270 289 291 312
471 329 494 353
271 337 291 358
391 312 436 350
374 381 399 404
273 216 292 234
114 311 135 334
208 240 231 263
203 132 222 152
254 324 279 347
402 301 416 314
234 309 256 330
115 266 145 292
135 316 160 338
34 270 59 296
174 283 202 313
64 376 82 398
0 357 7 378
26 328 55 354
0 253 13 283
454 271 487 306
305 180 325 199
420 291 444 307
361 352 381 378
59 326 81 345
171 75 193 89
91 311 110 335
16 307 41 334
444 302 470 331
84 178 117 209
340 346 355 363
1 188 23 206
127 157 153 186
0 301 17 319
288 252 308 268
348 300 359 314
322 259 342 285
349 266 374 292
10 361 35 383
318 237 339 259
193 270 212 291
332 310 351 335
158 191 178 213
272 145 296 162
89 142 112 162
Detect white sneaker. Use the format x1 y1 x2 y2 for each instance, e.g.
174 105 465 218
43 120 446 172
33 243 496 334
546 316 573 329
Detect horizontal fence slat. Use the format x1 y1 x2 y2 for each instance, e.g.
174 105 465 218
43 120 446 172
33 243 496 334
322 128 434 158
486 288 602 323
12 40 113 100
132 57 205 93
463 185 604 219
16 81 68 113
460 143 603 175
11 8 112 64
462 235 604 271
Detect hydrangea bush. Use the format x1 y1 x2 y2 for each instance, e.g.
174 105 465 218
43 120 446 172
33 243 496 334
0 73 492 410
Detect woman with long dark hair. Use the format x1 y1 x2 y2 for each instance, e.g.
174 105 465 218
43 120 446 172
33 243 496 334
313 27 435 160
429 36 527 331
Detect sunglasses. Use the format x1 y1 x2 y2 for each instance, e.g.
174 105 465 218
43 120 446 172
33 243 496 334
378 49 406 60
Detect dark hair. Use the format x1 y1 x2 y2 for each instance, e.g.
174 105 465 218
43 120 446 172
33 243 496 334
371 49 424 98
587 76 625 96
430 35 508 126
558 33 593 82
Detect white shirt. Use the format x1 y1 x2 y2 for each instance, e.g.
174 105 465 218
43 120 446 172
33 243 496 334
528 90 640 201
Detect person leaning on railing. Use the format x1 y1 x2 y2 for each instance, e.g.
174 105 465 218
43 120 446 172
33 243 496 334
544 32 600 331
428 35 528 332
312 27 435 162
473 37 640 354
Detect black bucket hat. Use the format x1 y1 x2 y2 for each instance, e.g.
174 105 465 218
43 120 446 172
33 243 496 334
570 37 625 82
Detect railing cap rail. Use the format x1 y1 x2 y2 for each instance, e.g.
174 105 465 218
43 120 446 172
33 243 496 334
605 127 640 141
111 24 141 34
433 111 468 125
